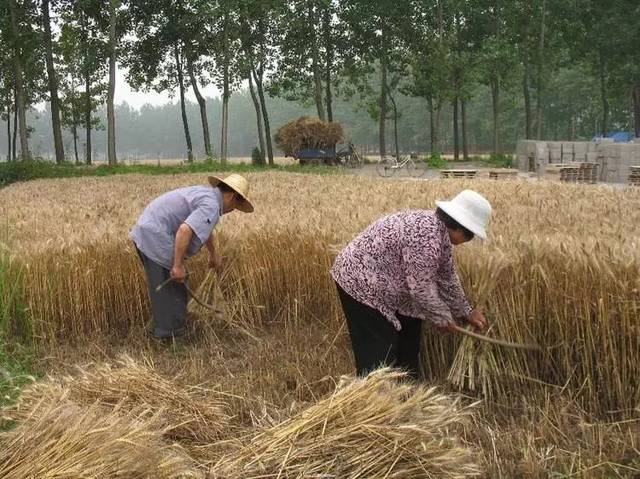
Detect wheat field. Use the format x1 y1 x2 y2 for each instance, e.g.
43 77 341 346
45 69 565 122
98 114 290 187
0 172 639 477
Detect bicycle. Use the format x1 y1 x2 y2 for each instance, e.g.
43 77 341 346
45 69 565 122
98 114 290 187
376 154 427 178
336 142 364 169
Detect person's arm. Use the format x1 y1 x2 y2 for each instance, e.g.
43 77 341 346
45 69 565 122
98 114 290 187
171 223 193 282
204 233 223 274
402 218 456 331
437 250 487 330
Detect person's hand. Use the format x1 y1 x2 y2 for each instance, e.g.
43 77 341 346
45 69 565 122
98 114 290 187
170 264 188 283
208 251 223 275
468 309 487 331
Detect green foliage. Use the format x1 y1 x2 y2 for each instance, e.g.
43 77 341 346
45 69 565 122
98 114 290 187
484 154 513 168
465 154 514 168
0 339 34 411
251 146 265 166
0 253 35 410
425 152 447 169
0 158 340 188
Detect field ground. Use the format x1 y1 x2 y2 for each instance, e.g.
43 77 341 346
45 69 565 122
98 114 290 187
0 172 639 477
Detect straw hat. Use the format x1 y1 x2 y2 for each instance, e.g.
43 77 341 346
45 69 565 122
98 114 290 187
208 174 254 213
435 190 491 240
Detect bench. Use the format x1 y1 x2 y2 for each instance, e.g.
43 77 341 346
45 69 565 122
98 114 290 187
629 166 640 186
440 169 477 179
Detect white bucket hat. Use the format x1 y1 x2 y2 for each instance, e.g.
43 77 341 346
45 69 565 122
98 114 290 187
435 190 491 240
208 174 254 213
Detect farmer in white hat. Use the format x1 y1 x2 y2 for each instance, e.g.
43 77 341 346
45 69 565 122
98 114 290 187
130 174 253 339
331 190 491 379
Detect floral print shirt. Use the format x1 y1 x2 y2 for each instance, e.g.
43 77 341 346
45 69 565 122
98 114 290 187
331 210 472 331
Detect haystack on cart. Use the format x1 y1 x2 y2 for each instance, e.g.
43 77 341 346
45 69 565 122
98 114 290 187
275 116 361 167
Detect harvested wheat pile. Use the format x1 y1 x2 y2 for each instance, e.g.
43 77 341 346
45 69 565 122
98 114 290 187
274 116 344 156
6 355 228 443
0 397 202 478
211 368 481 478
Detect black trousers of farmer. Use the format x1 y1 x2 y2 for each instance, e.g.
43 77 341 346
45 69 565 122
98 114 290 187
335 283 422 380
135 247 187 338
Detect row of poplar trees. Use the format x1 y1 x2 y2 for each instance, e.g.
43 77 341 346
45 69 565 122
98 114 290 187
1 0 639 164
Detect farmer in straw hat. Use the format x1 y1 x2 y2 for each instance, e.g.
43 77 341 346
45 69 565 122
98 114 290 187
331 190 491 379
130 174 253 339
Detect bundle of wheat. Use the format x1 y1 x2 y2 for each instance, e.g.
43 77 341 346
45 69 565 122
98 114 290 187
6 355 228 444
274 116 344 156
211 368 481 478
0 397 202 479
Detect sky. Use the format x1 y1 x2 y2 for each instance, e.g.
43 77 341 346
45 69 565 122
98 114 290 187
113 65 222 109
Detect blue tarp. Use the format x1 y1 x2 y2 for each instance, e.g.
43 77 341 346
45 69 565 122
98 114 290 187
592 132 635 142
295 147 336 159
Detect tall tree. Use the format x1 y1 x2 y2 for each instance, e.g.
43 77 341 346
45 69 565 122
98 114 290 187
174 43 193 162
236 0 280 165
58 0 108 164
406 0 451 154
181 0 216 158
247 73 266 163
477 0 518 155
41 0 65 163
106 0 118 165
270 0 343 122
126 0 194 160
342 0 414 158
7 0 30 160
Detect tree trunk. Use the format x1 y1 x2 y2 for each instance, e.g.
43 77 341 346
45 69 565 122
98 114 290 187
12 89 17 161
452 97 459 160
187 58 212 158
221 76 229 162
535 0 546 140
323 6 333 122
174 44 193 162
71 76 80 164
107 0 118 166
84 70 92 165
461 97 468 159
8 0 30 160
106 0 117 165
491 76 500 155
220 9 230 163
42 0 65 163
523 55 532 139
6 97 11 161
598 51 609 137
253 67 273 165
388 91 399 160
72 124 79 164
633 83 640 138
434 101 442 154
248 72 266 164
379 45 388 158
309 6 325 121
428 96 435 154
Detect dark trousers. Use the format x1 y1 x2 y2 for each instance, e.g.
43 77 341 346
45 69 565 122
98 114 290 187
136 247 187 338
336 282 423 380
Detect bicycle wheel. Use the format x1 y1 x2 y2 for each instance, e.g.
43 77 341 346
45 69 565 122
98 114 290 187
407 158 428 178
376 158 397 177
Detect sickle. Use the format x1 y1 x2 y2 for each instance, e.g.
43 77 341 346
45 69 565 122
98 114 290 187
451 324 541 351
155 275 222 314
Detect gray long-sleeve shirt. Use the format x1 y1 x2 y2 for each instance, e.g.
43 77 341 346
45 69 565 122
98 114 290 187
130 186 223 269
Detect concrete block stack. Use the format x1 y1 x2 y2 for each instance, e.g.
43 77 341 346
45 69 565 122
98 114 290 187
547 142 562 163
516 140 537 171
515 140 639 183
